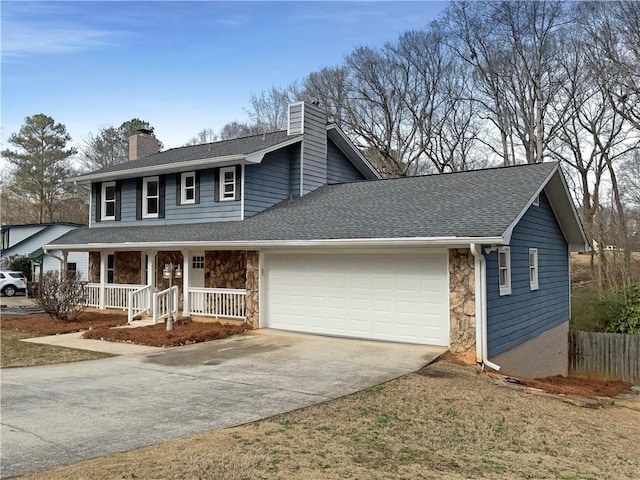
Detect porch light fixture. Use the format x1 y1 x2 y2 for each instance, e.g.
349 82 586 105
162 263 182 331
163 263 182 279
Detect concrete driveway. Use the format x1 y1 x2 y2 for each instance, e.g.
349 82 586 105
0 330 444 478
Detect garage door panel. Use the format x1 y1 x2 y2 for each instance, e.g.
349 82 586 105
265 253 449 346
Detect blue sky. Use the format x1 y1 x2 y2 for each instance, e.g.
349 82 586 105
2 1 447 152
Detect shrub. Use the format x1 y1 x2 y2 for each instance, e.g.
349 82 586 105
603 284 640 335
35 271 88 321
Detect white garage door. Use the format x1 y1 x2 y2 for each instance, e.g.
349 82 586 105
264 252 449 346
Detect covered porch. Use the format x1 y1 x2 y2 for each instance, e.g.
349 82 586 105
78 249 259 325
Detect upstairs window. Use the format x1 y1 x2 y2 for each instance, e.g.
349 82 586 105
143 176 159 218
529 248 539 290
102 181 116 220
219 166 236 201
181 172 196 205
498 246 511 296
2 229 9 250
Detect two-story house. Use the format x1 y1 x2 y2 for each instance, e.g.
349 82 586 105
50 101 588 378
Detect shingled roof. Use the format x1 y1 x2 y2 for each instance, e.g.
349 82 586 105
51 162 587 250
71 130 300 181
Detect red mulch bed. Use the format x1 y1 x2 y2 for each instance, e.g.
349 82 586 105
521 375 633 399
82 318 252 347
1 311 128 335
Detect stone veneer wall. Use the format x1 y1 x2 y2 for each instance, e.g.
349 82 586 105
156 251 184 291
114 252 142 284
88 252 100 283
245 251 259 328
204 251 246 289
449 248 476 362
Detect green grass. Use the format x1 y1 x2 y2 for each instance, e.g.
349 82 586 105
1 328 113 368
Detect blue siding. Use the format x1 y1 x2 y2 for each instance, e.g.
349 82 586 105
93 169 241 227
244 148 293 218
326 139 366 184
301 103 327 194
485 191 569 357
290 143 301 196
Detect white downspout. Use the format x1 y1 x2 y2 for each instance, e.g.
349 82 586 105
470 243 501 372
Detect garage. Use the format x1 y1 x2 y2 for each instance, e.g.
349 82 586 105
263 251 449 345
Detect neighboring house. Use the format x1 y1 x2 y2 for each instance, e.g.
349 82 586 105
1 223 89 279
48 101 588 378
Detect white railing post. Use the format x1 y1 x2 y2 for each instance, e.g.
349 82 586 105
173 285 179 319
128 290 134 324
153 292 158 324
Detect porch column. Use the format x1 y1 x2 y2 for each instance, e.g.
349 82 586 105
62 251 68 276
145 251 157 287
182 250 190 317
99 251 107 310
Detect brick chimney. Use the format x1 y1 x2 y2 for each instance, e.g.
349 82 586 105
129 128 160 161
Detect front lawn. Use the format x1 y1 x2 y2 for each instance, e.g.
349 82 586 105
14 360 640 480
0 329 112 368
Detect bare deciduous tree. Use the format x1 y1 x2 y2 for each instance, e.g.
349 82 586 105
184 128 218 146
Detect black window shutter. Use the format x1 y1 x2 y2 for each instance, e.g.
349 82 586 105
214 168 220 202
195 171 200 204
158 175 165 218
115 181 122 221
136 179 142 220
235 165 241 201
94 183 101 223
176 174 181 206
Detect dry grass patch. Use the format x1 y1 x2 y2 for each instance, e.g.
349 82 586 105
82 319 252 347
16 361 640 480
0 329 112 368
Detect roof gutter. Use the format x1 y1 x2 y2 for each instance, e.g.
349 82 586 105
68 154 246 184
46 236 506 252
470 243 501 372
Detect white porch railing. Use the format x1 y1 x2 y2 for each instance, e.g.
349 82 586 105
189 287 247 320
85 283 146 309
85 283 100 308
153 285 179 324
127 285 154 323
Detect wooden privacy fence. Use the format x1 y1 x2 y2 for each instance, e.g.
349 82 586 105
569 330 640 384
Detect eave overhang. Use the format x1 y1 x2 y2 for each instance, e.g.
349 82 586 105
501 163 589 252
46 235 505 252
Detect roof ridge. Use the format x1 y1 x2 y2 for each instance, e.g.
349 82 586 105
165 129 288 153
327 161 559 186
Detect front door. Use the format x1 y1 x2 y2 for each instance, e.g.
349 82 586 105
189 253 205 288
190 253 206 313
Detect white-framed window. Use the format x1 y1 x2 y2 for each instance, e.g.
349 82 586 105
219 166 236 201
107 254 115 284
529 248 539 291
67 263 77 272
192 256 205 269
533 194 540 207
181 172 196 205
498 246 511 296
102 181 116 220
143 176 159 218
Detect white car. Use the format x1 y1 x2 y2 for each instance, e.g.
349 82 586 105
0 270 27 297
